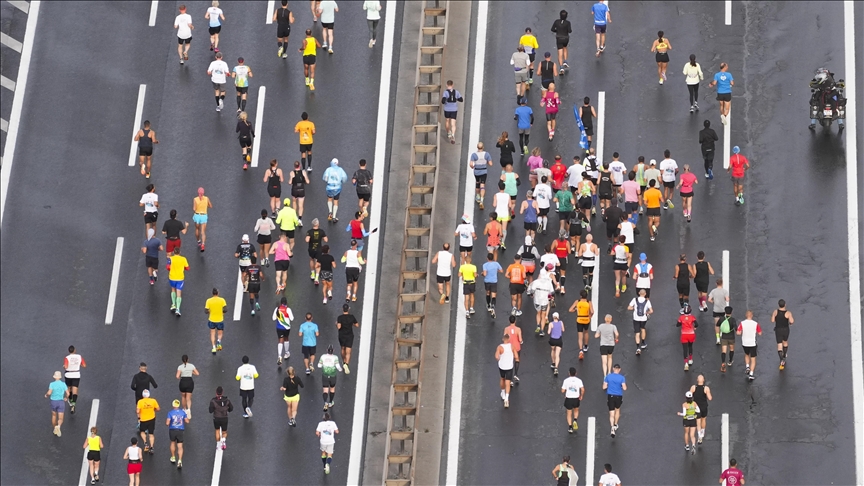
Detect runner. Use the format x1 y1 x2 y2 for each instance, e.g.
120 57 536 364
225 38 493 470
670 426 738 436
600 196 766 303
596 163 613 215
289 160 310 223
503 316 523 385
459 256 478 318
295 112 316 171
650 31 671 84
165 399 188 468
139 184 159 236
336 304 359 373
738 310 762 381
728 146 750 205
569 201 590 252
644 158 662 190
432 243 456 304
559 367 585 434
470 142 493 208
592 0 611 57
135 389 159 454
484 211 503 259
610 235 630 298
273 0 294 59
718 306 737 372
520 191 539 240
275 198 300 249
674 254 694 312
514 102 534 157
496 131 517 167
323 159 348 222
596 315 619 376
270 233 293 294
167 247 189 316
264 160 285 217
632 156 648 213
63 345 86 414
659 149 678 210
501 163 520 219
455 215 476 265
677 391 699 454
519 27 539 83
318 345 342 411
720 459 746 485
205 1 225 52
316 245 336 303
205 42 228 108
677 304 698 371
274 297 294 365
174 5 194 65
576 171 595 221
535 174 553 234
506 254 527 316
45 371 68 437
235 234 256 292
82 426 104 483
205 288 227 354
191 188 212 251
552 231 571 291
123 438 143 486
689 374 712 444
552 455 579 484
568 289 592 360
581 99 597 152
633 252 654 298
603 364 626 438
607 153 627 203
684 54 704 113
621 171 641 223
537 52 557 98
692 251 714 311
550 10 571 72
539 247 561 298
352 159 374 217
599 464 622 486
495 334 517 408
246 256 263 316
643 179 663 241
317 0 338 53
482 252 503 317
208 386 233 450
699 119 718 179
346 211 371 252
299 30 321 91
236 111 255 169
627 289 653 355
299 313 320 375
511 45 531 104
161 209 189 256
342 239 365 302
771 299 794 370
316 413 339 474
529 268 555 334
280 367 303 426
363 0 383 48
547 312 565 374
441 80 464 143
677 164 698 221
709 62 734 124
708 278 730 344
175 354 198 418
310 0 320 22
235 356 259 418
255 210 276 266
553 183 574 234
577 233 598 292
516 235 540 289
131 363 158 403
550 154 567 193
134 120 159 178
493 190 511 247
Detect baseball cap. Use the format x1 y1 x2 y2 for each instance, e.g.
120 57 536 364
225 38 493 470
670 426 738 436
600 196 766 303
639 252 647 260
53 371 62 380
461 214 471 224
524 235 533 246
685 391 693 398
142 389 151 398
732 146 740 154
552 312 560 319
649 159 657 166
173 399 181 407
545 263 555 270
544 51 552 58
242 234 250 242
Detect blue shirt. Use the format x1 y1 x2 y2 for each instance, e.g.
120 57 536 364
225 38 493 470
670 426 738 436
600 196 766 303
49 380 68 400
323 166 348 191
143 237 161 258
592 2 609 25
714 71 733 94
299 322 319 347
167 409 187 430
604 372 625 396
515 106 533 130
483 261 503 283
442 89 462 112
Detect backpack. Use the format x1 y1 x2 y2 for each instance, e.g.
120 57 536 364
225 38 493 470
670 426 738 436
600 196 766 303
719 317 732 334
636 298 647 317
444 89 457 103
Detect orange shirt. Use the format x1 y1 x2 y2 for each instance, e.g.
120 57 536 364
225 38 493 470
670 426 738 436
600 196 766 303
504 325 522 352
644 187 663 208
507 263 526 284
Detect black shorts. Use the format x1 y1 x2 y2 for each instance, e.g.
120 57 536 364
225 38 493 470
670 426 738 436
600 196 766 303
558 210 572 221
282 229 295 239
322 22 334 29
613 262 628 271
87 450 101 461
775 328 790 343
257 234 272 245
179 377 195 393
584 126 594 136
357 192 371 202
539 207 550 216
436 275 451 284
308 248 320 260
146 256 159 268
247 283 261 294
144 211 158 224
178 37 191 45
555 37 569 49
556 257 568 272
339 333 354 349
663 181 675 189
275 260 290 271
499 367 514 380
606 394 623 411
577 323 590 333
681 191 693 199
209 26 222 35
463 282 476 294
695 281 709 293
300 143 313 153
268 185 281 198
677 284 690 296
743 345 758 357
346 268 360 283
169 428 185 443
548 337 563 347
444 110 458 120
277 25 291 38
655 52 670 63
303 55 316 65
276 328 291 340
632 320 647 332
717 93 732 102
139 419 156 434
474 173 487 188
509 283 526 295
599 192 612 201
696 403 708 418
578 197 592 210
239 136 252 148
569 221 582 237
484 282 497 293
646 207 661 217
600 345 614 355
713 311 725 319
524 222 538 232
683 418 697 428
624 202 638 213
594 24 607 34
606 225 619 239
139 147 153 156
302 345 317 358
545 112 557 121
213 417 228 431
64 377 80 388
527 52 535 63
564 397 580 410
459 245 473 254
236 86 249 95
324 376 337 388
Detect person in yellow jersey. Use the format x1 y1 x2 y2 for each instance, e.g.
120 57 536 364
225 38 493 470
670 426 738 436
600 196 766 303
294 112 316 171
519 27 540 84
275 198 301 249
82 426 104 484
205 288 228 354
459 258 478 318
136 389 160 455
299 29 322 91
568 289 594 360
192 187 212 252
167 247 189 316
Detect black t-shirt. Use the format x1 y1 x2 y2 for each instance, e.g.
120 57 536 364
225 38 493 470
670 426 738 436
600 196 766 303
719 316 737 340
699 128 718 151
317 253 336 272
604 206 623 229
162 219 184 239
551 19 572 38
337 314 358 336
282 375 303 396
236 243 253 260
353 169 373 194
307 228 326 251
247 264 261 283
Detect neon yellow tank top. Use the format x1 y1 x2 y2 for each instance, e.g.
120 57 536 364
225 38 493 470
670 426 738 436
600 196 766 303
303 36 317 56
88 436 101 451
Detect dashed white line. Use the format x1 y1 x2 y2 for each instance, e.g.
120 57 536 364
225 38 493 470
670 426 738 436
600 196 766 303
211 447 223 486
232 268 243 321
8 0 29 14
585 416 596 486
724 0 732 25
128 84 147 167
346 1 397 483
721 412 729 485
251 86 265 168
722 250 729 300
77 399 100 486
149 0 158 26
0 74 16 92
266 0 275 24
105 238 124 325
1 32 23 53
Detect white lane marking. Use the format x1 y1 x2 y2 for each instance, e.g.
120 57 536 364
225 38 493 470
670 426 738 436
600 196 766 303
444 2 489 485
266 0 275 24
211 447 223 486
128 84 147 167
843 2 863 483
725 0 732 25
0 75 16 91
346 1 397 483
149 0 158 26
251 86 265 168
0 118 8 132
585 416 596 486
722 250 729 300
8 0 29 13
105 238 124 325
233 268 243 321
0 0 39 226
721 412 729 485
1 32 23 53
723 113 731 170
590 91 605 332
77 399 100 486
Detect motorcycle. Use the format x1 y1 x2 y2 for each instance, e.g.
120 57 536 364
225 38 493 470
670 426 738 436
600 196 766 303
809 68 846 132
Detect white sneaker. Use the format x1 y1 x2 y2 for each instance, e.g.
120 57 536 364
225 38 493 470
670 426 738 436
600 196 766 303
245 407 253 417
368 39 374 48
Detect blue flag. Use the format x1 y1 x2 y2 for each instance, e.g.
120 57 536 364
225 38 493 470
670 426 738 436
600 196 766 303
573 105 589 150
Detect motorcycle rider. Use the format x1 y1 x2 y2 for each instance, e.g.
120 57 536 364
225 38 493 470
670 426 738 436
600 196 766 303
809 67 846 130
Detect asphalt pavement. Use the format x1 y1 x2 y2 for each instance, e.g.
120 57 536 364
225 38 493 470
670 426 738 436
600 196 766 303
453 1 858 485
0 1 390 484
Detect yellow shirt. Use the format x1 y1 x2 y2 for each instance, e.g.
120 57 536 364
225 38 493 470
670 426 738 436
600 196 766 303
88 436 101 451
459 263 477 282
194 196 210 214
168 255 189 281
644 187 663 209
136 397 159 422
295 120 315 145
302 36 317 56
576 300 591 324
206 296 227 322
519 34 539 54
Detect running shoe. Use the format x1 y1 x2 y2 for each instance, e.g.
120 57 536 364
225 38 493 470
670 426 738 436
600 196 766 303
690 105 695 114
749 374 755 381
688 357 694 365
659 78 664 85
212 346 217 355
251 310 256 316
277 46 284 57
504 400 509 408
562 61 570 68
579 351 584 360
640 342 647 349
221 441 226 450
779 359 785 370
636 348 641 355
245 407 253 417
328 47 333 54
369 39 374 48
278 356 283 366
568 426 573 434
170 456 176 463
306 368 311 375
177 461 182 469
668 201 675 209
243 163 248 170
344 364 350 374
611 428 615 438
305 77 310 86
662 71 667 81
572 420 578 430
217 341 222 351
469 307 475 314
684 363 690 371
720 362 726 373
309 82 315 92
439 294 446 304
322 43 328 49
325 464 330 475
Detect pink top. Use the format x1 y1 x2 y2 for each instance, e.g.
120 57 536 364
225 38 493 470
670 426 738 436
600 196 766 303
273 240 291 261
542 92 561 114
622 180 640 202
680 172 697 193
527 156 543 173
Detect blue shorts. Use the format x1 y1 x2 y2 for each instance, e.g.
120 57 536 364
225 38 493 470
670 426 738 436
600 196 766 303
326 188 342 199
193 213 208 225
51 400 65 413
170 279 185 290
208 321 225 330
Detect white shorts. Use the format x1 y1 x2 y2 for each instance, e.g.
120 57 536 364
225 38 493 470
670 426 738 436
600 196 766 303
320 443 334 455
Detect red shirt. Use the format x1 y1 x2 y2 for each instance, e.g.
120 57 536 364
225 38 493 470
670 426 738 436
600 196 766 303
729 154 748 178
350 219 363 239
720 467 744 486
554 239 568 258
678 315 697 335
551 162 567 190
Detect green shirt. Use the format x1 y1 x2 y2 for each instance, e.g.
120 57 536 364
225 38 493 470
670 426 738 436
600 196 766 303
318 354 342 378
555 189 574 212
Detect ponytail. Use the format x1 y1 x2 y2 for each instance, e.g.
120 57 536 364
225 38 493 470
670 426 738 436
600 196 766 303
689 54 697 67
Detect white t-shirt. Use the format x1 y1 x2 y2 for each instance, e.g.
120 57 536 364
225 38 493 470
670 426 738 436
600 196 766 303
540 253 560 271
737 319 762 347
235 363 258 390
618 221 635 244
363 1 382 20
561 376 584 398
208 60 230 84
435 251 453 277
318 1 338 23
599 472 622 486
629 296 652 322
175 13 193 39
317 420 338 445
140 193 158 213
206 7 223 27
607 160 627 185
634 262 653 288
566 164 584 188
530 278 554 305
455 223 475 247
534 183 552 209
660 158 678 182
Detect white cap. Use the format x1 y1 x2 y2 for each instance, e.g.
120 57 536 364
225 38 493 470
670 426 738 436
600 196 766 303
685 391 693 398
242 234 250 242
649 159 657 166
552 312 560 319
524 235 533 246
142 389 151 398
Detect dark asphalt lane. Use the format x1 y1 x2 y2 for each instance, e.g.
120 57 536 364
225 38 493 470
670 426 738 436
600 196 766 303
455 2 857 485
0 1 389 485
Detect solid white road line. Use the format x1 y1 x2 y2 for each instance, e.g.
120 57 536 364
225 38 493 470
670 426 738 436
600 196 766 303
266 0 275 24
723 114 731 170
0 0 39 226
0 0 39 225
346 1 397 483
586 416 596 486
0 74 15 91
149 0 158 27
843 2 863 483
721 413 729 484
233 268 243 321
1 32 23 53
105 238 124 325
722 250 729 300
445 2 489 485
251 86 265 168
725 0 732 25
211 447 224 486
590 91 605 332
77 399 101 486
128 84 147 167
8 0 29 14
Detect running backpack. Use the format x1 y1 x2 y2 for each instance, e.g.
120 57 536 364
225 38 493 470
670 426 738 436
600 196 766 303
636 298 647 317
719 317 732 334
